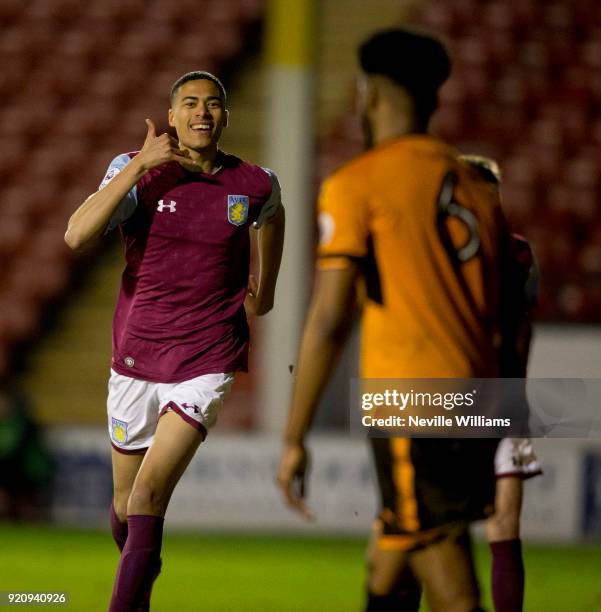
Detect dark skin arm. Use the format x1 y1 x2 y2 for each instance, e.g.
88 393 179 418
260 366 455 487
276 262 358 519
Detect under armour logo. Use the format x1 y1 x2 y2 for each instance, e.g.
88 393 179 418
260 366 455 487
182 402 200 413
157 199 177 212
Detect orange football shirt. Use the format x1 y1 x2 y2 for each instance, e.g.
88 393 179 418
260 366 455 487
317 135 507 378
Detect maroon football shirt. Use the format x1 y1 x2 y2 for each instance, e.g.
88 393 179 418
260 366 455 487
99 151 281 383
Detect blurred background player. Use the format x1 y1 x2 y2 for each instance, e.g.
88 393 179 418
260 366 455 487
65 71 284 611
277 28 512 612
0 385 53 521
461 154 543 612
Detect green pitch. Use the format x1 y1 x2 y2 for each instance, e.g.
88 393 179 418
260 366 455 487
0 524 600 611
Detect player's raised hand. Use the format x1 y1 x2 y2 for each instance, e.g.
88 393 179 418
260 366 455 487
276 443 315 521
136 119 196 171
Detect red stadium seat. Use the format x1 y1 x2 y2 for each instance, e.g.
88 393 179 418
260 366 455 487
420 4 457 34
0 216 27 258
497 185 536 227
529 117 564 148
0 139 26 184
29 57 89 99
0 0 26 25
483 2 517 33
6 185 56 220
503 156 539 188
461 67 493 103
560 66 592 111
569 188 599 223
237 0 264 23
0 58 31 100
117 29 173 68
456 37 491 70
6 248 69 302
54 29 113 66
517 71 552 111
85 0 145 22
0 185 41 222
25 0 82 20
486 31 519 66
451 0 479 30
495 73 529 109
431 106 466 142
53 103 119 141
565 157 601 190
86 69 140 104
542 2 576 32
438 78 468 106
519 40 552 73
579 241 601 275
581 38 601 70
0 291 39 344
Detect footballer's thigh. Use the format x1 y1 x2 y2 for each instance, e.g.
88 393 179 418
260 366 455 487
410 530 480 612
367 544 410 596
126 371 234 517
367 522 412 595
112 449 145 521
127 411 204 517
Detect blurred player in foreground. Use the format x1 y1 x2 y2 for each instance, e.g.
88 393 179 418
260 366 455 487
461 155 542 612
277 29 510 612
65 71 284 611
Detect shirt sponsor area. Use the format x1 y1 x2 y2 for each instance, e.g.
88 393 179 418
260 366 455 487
351 378 601 438
42 429 601 540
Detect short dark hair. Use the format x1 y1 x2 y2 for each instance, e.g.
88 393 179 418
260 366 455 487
170 71 227 105
359 28 451 127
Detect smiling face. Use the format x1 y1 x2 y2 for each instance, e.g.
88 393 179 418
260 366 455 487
168 79 228 153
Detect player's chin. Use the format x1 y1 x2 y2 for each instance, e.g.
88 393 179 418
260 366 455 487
185 134 219 151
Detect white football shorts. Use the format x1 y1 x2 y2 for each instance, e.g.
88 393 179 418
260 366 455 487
107 369 234 454
495 437 542 479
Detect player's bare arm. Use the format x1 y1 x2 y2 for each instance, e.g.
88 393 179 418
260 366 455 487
246 205 285 316
64 119 192 251
277 262 358 519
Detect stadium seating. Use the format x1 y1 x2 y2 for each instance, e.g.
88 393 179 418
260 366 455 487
0 0 264 379
319 0 601 321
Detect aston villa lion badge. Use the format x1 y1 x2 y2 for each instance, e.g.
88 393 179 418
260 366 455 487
227 195 249 226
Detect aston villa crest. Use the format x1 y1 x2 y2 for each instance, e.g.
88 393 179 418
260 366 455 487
111 417 129 446
227 195 249 226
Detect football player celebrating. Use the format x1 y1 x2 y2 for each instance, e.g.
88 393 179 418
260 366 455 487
66 71 284 611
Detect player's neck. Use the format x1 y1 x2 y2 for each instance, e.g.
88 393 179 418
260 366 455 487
181 145 221 173
372 114 424 146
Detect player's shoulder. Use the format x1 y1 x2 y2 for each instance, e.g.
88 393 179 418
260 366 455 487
323 135 444 191
322 151 374 195
221 152 274 195
100 152 140 188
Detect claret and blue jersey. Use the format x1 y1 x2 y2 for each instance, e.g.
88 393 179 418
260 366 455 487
99 151 282 384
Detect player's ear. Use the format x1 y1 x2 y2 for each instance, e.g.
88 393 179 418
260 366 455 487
365 77 379 112
168 108 175 127
223 108 229 128
357 73 378 115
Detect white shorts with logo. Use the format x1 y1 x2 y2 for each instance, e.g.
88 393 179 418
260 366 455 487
107 369 234 454
494 437 542 479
